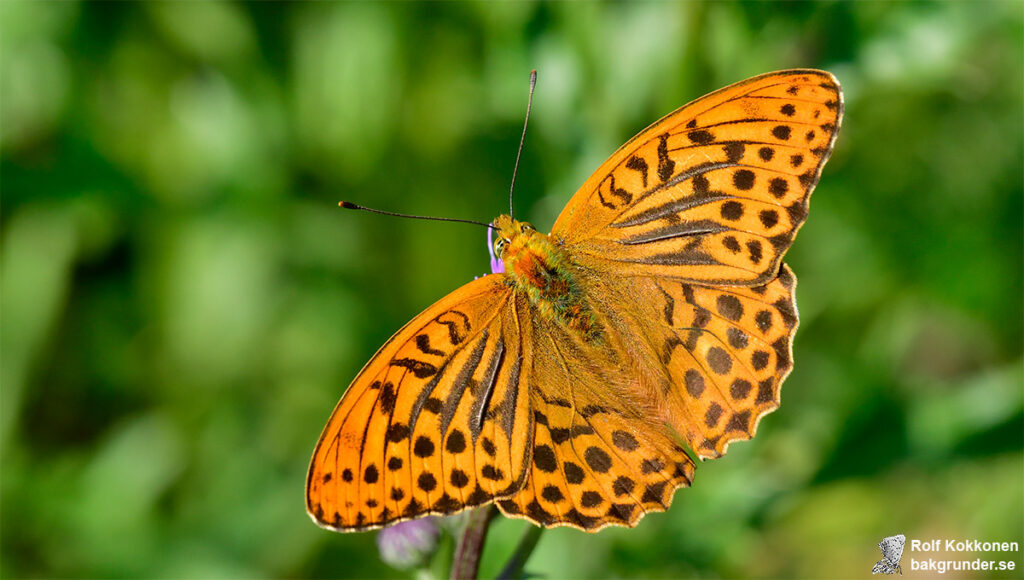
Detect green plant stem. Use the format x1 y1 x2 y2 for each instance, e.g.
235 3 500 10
496 524 544 580
450 506 497 580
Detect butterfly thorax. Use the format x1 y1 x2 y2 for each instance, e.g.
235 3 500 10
493 215 600 340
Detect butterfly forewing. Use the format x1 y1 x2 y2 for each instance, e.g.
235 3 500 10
553 70 842 285
307 275 532 531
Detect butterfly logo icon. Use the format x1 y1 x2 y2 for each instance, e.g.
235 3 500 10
872 534 906 575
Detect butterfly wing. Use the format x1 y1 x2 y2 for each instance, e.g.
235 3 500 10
552 69 842 285
883 534 907 562
880 534 906 566
872 559 895 575
307 275 534 531
494 300 696 531
602 265 799 459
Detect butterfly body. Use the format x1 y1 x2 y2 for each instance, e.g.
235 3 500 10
494 215 601 340
308 70 843 532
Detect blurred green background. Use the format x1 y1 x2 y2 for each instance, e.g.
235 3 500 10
2 2 1021 578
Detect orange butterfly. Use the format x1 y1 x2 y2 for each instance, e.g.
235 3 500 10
307 70 843 532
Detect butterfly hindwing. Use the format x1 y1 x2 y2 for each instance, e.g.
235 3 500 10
496 400 696 531
494 309 696 531
554 70 842 285
306 275 533 531
641 266 798 458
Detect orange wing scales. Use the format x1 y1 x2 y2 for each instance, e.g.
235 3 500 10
494 319 696 531
555 70 841 286
644 266 799 458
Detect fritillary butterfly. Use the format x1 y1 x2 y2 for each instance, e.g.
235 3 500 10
307 70 843 532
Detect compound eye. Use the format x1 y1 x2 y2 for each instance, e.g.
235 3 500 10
520 223 535 234
494 238 509 256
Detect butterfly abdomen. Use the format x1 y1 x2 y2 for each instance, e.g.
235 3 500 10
514 243 600 339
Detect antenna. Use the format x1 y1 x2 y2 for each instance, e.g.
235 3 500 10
509 70 537 219
338 201 496 230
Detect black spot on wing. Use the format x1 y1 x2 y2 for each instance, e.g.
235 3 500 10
707 347 732 374
534 444 558 473
721 201 744 221
415 334 445 356
390 358 438 379
688 130 715 145
450 469 470 488
423 397 443 414
446 430 467 454
726 411 751 433
759 209 779 229
626 155 649 188
685 369 705 397
769 177 789 198
723 142 745 163
657 133 676 182
378 381 397 414
730 378 752 400
413 436 435 458
716 294 744 321
732 169 755 191
584 446 612 473
364 464 379 484
756 378 775 405
436 310 470 345
611 430 639 451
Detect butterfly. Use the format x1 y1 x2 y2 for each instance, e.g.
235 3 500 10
872 534 906 575
307 69 843 532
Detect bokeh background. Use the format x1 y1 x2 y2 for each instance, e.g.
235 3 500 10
2 2 1021 579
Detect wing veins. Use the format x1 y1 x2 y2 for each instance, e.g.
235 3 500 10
469 332 506 439
672 116 835 133
438 329 490 437
352 365 411 524
654 79 804 135
407 298 509 431
734 94 840 105
544 330 657 519
617 220 729 244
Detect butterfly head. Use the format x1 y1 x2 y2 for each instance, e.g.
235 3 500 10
491 215 560 285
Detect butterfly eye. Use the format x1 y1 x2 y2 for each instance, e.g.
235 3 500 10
494 238 508 256
520 223 535 234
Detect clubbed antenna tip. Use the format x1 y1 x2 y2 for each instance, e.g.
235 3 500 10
509 70 537 218
337 200 496 230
